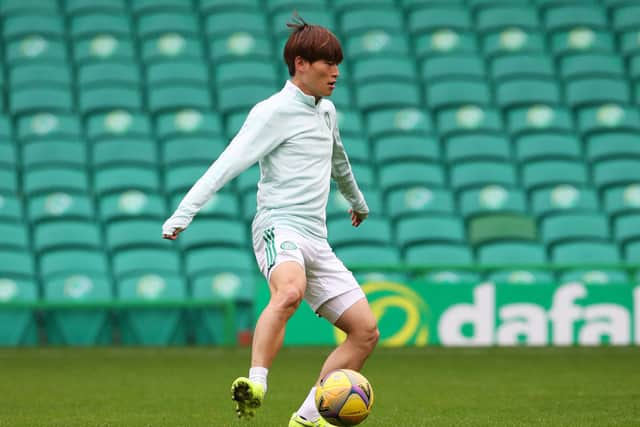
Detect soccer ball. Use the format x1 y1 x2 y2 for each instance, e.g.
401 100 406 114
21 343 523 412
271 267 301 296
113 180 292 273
315 369 374 426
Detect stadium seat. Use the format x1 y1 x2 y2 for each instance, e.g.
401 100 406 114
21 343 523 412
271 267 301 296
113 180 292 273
43 274 114 345
426 80 491 111
0 249 35 279
217 83 277 115
458 186 527 219
586 133 640 162
552 242 620 265
326 190 382 221
386 187 455 220
469 214 537 246
328 218 393 249
3 14 64 40
396 216 465 249
28 192 95 225
624 241 640 263
445 134 510 164
147 60 209 86
604 184 640 218
378 162 445 195
541 213 610 248
550 28 614 57
593 160 640 191
177 219 248 251
488 269 555 285
118 273 188 345
64 0 126 15
419 270 481 285
341 8 403 35
10 63 71 89
73 35 135 64
163 136 225 167
612 5 640 32
165 164 209 197
78 62 141 89
0 278 38 346
366 108 432 140
352 57 417 84
0 144 16 170
476 6 540 33
0 222 28 251
521 160 588 192
1 0 59 14
70 13 132 39
205 11 268 37
93 138 158 168
577 104 640 136
141 33 204 63
373 135 440 165
33 220 102 254
482 29 545 58
40 249 109 279
112 248 181 279
495 79 561 109
565 78 631 108
450 161 517 193
408 6 472 34
344 31 410 59
21 140 86 170
335 245 401 268
156 110 223 140
421 55 485 82
544 6 608 32
137 12 199 39
507 105 574 137
356 81 421 112
405 243 473 268
130 0 193 14
490 54 554 82
336 110 365 137
559 269 630 285
147 84 212 113
23 167 89 197
478 242 547 266
215 60 278 87
78 87 143 115
515 134 581 162
6 35 67 66
341 137 370 165
531 186 599 218
184 247 255 279
0 194 23 222
414 30 478 59
18 113 82 141
93 166 160 197
614 215 640 248
86 111 152 141
437 105 503 139
209 33 274 63
334 0 396 14
100 191 167 224
105 219 171 252
560 54 625 80
0 169 17 195
10 87 74 115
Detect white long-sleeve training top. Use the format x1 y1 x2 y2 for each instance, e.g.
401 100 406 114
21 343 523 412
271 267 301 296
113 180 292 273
162 80 368 240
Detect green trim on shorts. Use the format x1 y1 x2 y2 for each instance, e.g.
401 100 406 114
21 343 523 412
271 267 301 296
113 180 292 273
263 227 276 270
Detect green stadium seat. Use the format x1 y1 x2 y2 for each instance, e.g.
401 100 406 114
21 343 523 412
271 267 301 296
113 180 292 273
565 78 631 108
355 270 410 284
402 0 464 9
476 6 540 33
214 60 278 87
0 249 35 279
209 33 274 62
177 219 248 251
559 269 630 285
3 15 64 40
65 0 127 15
604 184 640 218
336 245 401 267
0 169 17 195
386 187 455 220
341 9 404 35
1 0 59 14
28 192 94 225
490 54 554 81
488 269 555 285
396 216 465 249
344 32 410 60
334 0 396 13
366 108 432 140
100 191 167 223
272 9 335 38
141 34 204 63
9 63 71 89
483 29 545 58
614 215 640 248
507 105 573 137
33 221 102 254
552 242 620 265
137 12 199 39
18 113 82 141
78 62 141 89
341 138 369 164
624 241 640 263
10 87 73 115
192 271 255 345
356 82 421 112
156 110 223 140
478 242 547 266
184 247 255 278
379 162 445 194
6 36 67 65
336 110 364 137
22 141 86 169
612 5 640 32
205 11 268 37
541 213 610 247
78 87 143 115
515 134 581 162
93 138 158 168
560 54 625 80
265 0 328 13
328 217 393 249
200 0 261 12
165 164 209 197
352 57 417 84
0 222 28 251
0 194 23 222
86 111 152 141
535 0 599 10
405 243 473 267
414 30 478 59
346 164 375 189
544 6 608 32
421 56 485 82
577 105 640 136
326 190 382 220
23 167 89 197
73 35 135 64
593 160 640 191
495 79 561 109
446 134 510 163
459 186 527 219
0 144 17 169
40 249 108 279
0 116 11 139
550 28 614 56
93 166 160 197
586 133 640 162
0 278 38 346
112 248 181 279
147 84 212 113
373 135 440 165
217 83 277 115
426 80 491 110
408 6 472 34
450 161 517 193
147 60 209 87
419 270 481 285
521 160 588 192
43 274 114 346
163 136 226 167
118 273 188 345
105 219 171 252
130 0 193 14
70 13 132 39
469 214 537 246
531 186 599 218
620 30 640 57
179 192 240 220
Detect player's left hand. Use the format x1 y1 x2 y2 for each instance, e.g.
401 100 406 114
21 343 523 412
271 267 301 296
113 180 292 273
349 208 368 227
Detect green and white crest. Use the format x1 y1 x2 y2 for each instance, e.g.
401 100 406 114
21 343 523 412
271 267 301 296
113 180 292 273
0 279 18 302
45 192 73 216
21 35 47 58
500 28 527 50
227 32 254 56
90 34 117 58
394 108 423 130
280 241 298 250
105 110 132 134
362 30 390 53
404 187 432 209
456 105 484 129
175 109 202 132
31 113 59 135
137 275 166 300
568 27 594 50
526 105 554 128
118 190 147 214
596 104 624 127
479 185 507 209
551 185 579 208
64 275 94 299
212 273 241 299
623 184 640 207
158 33 185 56
431 29 458 52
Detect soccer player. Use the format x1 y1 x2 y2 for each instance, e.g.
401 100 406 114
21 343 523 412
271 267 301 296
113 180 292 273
162 15 379 427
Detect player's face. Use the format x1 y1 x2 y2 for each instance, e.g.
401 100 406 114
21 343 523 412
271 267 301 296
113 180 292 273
294 58 339 99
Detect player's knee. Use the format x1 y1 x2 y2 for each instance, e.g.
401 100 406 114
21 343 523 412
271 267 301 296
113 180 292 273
274 285 304 313
354 323 379 353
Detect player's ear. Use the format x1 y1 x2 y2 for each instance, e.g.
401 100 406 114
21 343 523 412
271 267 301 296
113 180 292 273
294 56 309 73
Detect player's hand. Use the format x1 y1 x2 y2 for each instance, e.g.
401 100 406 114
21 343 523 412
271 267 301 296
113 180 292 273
162 227 184 240
349 208 368 227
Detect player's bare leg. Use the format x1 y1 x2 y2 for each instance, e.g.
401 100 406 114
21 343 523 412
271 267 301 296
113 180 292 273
232 261 306 419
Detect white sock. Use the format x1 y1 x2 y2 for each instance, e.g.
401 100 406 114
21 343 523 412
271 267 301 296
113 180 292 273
296 386 320 421
249 367 268 392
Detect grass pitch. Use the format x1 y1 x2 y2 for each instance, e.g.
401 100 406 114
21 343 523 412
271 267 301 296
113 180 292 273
0 347 638 426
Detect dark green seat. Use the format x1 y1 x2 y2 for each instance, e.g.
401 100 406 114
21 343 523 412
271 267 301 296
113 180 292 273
341 8 403 35
550 28 614 56
469 214 537 246
345 31 410 59
217 83 276 115
0 249 34 279
163 136 226 167
415 30 477 59
476 6 539 33
73 35 134 63
491 54 554 81
544 5 607 32
165 164 209 196
78 87 142 114
93 138 157 168
408 6 472 34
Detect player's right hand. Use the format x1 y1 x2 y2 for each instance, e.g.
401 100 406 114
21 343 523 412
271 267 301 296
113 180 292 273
162 227 183 240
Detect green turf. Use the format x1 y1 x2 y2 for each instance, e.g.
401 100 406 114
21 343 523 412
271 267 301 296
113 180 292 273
0 347 639 426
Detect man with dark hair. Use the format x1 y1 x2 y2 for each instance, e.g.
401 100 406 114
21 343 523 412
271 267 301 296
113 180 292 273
163 15 379 427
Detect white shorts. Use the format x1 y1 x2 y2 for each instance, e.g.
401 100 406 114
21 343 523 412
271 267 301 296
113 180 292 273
253 227 365 324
